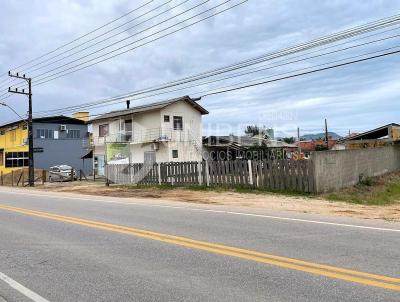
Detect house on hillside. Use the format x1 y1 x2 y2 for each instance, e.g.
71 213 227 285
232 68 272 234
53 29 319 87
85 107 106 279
90 96 208 176
202 135 297 160
0 113 92 175
344 123 400 149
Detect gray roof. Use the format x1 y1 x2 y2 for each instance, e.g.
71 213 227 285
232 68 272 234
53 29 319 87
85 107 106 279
91 96 208 122
0 115 86 129
344 123 400 141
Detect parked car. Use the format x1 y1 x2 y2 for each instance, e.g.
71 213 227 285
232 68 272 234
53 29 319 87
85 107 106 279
49 165 77 182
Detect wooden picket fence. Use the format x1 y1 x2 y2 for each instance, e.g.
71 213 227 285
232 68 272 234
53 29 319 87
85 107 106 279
105 159 315 193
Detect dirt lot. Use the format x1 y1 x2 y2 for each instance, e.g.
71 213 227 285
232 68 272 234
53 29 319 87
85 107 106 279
36 181 400 222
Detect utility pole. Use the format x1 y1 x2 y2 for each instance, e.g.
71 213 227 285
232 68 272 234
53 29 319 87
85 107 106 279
8 72 34 187
324 118 329 149
297 127 301 154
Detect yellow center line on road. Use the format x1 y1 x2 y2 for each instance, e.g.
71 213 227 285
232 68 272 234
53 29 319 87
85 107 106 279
0 204 399 292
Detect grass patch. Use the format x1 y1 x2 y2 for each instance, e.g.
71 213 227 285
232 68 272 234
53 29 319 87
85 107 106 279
326 171 400 205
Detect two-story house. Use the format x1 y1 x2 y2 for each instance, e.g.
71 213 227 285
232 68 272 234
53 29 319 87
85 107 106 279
90 96 208 176
0 113 92 175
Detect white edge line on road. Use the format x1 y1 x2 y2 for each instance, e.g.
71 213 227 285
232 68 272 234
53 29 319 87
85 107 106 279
2 189 400 233
0 272 50 302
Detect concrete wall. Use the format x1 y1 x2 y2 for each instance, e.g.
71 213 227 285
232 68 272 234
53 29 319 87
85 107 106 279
312 146 400 193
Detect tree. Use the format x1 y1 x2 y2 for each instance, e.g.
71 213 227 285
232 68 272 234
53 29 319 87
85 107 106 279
244 125 273 139
282 137 295 144
315 144 328 151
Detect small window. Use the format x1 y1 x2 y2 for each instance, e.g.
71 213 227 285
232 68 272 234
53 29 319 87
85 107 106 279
36 129 54 139
173 116 183 130
164 115 170 122
99 124 109 137
67 129 80 139
172 150 178 159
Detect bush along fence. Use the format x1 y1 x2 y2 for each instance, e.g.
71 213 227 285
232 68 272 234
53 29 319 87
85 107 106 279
105 159 315 193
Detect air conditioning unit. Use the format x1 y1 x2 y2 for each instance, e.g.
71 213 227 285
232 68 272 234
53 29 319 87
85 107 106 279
60 125 67 131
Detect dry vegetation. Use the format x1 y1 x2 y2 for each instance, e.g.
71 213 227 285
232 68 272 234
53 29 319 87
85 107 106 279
326 171 400 206
36 174 400 221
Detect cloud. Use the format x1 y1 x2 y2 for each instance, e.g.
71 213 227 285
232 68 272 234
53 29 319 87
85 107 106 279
0 0 399 137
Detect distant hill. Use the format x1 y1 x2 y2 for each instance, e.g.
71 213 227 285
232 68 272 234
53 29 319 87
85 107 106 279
300 132 342 140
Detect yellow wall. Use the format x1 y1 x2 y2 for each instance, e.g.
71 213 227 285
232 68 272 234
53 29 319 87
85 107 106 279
0 122 28 174
391 126 400 141
346 139 389 150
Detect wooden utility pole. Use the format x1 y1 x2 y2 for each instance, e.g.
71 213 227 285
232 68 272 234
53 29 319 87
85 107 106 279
324 118 329 149
8 72 34 186
297 127 301 154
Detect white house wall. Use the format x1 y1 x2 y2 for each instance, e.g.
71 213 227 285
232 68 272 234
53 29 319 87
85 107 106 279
91 100 204 164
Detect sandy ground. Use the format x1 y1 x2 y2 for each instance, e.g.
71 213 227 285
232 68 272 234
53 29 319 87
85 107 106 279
34 181 400 222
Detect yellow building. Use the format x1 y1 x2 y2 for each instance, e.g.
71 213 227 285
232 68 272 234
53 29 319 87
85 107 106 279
345 123 400 150
0 120 29 174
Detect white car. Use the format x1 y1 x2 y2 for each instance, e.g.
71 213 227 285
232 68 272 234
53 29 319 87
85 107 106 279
49 165 77 182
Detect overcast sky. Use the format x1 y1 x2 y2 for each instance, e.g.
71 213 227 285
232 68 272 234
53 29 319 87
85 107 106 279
0 0 399 137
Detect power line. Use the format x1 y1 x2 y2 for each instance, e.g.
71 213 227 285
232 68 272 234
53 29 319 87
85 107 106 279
0 1 156 89
32 32 400 116
24 12 400 95
3 11 399 95
33 44 400 117
21 0 185 75
201 49 400 97
0 0 197 90
30 0 238 85
0 0 155 78
5 0 245 93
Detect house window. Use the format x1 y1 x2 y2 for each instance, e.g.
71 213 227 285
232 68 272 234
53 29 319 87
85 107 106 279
173 116 183 130
36 129 54 139
164 115 170 122
0 149 3 166
67 129 80 139
172 150 178 159
99 124 109 137
5 152 28 168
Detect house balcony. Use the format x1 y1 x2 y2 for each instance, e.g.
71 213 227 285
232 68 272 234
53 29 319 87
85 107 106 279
92 128 191 146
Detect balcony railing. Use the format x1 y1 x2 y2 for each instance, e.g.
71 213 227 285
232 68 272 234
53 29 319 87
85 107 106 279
92 128 192 145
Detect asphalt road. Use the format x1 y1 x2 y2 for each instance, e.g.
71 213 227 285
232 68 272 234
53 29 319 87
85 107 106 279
0 187 399 302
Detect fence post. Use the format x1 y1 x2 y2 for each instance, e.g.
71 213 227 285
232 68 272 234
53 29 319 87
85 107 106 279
198 162 203 185
11 170 14 186
70 168 74 182
42 170 46 184
157 163 162 185
105 164 110 186
22 169 25 187
205 161 210 187
1 171 3 186
248 160 253 186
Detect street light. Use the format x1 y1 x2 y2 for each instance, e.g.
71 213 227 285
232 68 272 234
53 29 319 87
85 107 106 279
0 102 27 122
